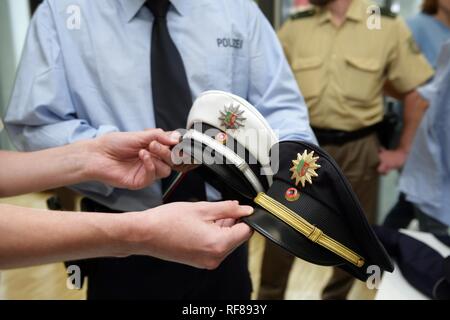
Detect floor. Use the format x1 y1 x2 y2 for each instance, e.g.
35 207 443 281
0 192 378 300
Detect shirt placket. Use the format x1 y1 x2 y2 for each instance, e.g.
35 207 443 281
323 22 341 129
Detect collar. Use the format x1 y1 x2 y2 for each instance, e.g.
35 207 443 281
119 0 190 23
317 0 364 24
346 0 364 22
317 7 332 24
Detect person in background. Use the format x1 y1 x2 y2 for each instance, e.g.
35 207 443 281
384 0 450 230
0 126 253 270
398 40 450 236
408 0 450 68
258 0 434 300
4 0 315 299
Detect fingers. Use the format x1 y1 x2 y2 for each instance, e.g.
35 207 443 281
377 149 388 174
203 223 253 270
377 157 386 174
138 129 181 148
149 140 174 166
139 149 156 182
148 133 200 172
155 130 181 146
225 223 253 248
377 159 390 175
139 149 172 180
377 163 389 175
215 218 237 228
152 157 172 179
200 201 254 221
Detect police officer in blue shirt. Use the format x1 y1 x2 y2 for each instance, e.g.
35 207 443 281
4 0 316 299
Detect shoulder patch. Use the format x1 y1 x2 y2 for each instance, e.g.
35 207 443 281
290 9 316 20
380 7 397 19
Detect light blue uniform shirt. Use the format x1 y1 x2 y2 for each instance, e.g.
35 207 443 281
399 41 450 226
407 13 450 68
4 0 316 211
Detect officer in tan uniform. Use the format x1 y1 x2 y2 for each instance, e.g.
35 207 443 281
259 0 434 300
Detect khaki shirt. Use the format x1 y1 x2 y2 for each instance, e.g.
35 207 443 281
278 0 434 131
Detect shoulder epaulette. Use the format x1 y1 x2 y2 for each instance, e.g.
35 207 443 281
380 7 397 18
290 9 316 20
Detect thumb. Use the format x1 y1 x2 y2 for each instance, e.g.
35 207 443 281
203 201 254 221
137 129 180 147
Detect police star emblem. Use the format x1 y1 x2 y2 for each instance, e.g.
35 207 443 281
219 104 246 130
290 150 321 187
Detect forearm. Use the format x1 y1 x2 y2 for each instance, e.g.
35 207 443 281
0 141 95 197
0 204 134 269
399 90 429 153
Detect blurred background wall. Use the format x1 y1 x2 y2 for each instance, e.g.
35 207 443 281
0 0 30 150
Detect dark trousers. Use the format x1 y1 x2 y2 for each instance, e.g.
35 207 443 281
75 198 252 300
384 193 450 236
383 193 415 229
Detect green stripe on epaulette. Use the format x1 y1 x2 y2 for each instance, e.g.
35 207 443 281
380 7 397 18
290 9 316 20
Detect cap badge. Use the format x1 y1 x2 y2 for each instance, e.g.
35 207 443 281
215 132 228 144
290 150 321 187
285 187 300 202
219 104 246 130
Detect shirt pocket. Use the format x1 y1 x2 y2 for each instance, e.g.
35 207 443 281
343 56 382 102
291 56 324 100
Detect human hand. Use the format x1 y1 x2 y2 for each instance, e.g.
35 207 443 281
85 129 179 189
124 201 254 269
148 137 200 173
377 148 408 175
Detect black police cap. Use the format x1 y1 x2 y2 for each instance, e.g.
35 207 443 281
243 140 394 281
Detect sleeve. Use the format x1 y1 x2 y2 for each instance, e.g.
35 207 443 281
3 1 117 196
386 17 434 94
4 1 118 151
417 82 437 102
418 42 450 101
245 2 317 144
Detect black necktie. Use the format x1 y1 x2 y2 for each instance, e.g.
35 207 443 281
147 0 206 202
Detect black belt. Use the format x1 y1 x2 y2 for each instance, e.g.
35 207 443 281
312 124 379 146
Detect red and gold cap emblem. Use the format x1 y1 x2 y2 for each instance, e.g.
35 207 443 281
285 187 300 202
215 132 228 144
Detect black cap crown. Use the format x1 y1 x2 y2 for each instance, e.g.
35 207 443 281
244 141 394 281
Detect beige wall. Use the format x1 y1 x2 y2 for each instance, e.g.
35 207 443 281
0 0 30 150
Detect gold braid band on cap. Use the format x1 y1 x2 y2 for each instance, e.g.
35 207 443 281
254 192 365 268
